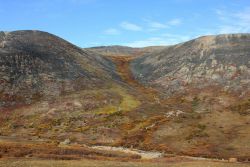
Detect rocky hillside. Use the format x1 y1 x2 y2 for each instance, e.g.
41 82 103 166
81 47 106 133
0 30 118 109
87 45 166 57
131 34 250 95
128 34 250 159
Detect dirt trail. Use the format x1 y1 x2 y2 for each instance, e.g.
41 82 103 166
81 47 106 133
0 136 234 162
89 145 230 162
89 145 163 159
108 56 159 101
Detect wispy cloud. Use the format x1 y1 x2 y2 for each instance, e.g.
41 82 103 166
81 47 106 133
146 20 168 29
104 18 182 36
120 21 142 31
124 34 191 47
145 18 182 31
168 18 182 26
216 7 250 34
104 28 120 35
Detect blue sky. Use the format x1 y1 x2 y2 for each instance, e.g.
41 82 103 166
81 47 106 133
0 0 250 47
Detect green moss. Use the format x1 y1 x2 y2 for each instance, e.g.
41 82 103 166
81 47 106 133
95 105 117 114
95 86 140 115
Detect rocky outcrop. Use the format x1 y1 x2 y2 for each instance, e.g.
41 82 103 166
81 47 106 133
131 34 250 95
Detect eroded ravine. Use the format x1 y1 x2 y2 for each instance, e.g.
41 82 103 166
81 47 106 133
108 56 160 102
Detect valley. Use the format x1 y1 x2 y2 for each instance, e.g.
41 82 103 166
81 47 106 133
0 31 249 166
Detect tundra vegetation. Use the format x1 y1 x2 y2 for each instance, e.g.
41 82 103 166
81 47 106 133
0 31 249 166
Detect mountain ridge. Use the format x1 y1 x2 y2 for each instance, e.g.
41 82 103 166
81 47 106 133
86 45 166 57
131 33 250 96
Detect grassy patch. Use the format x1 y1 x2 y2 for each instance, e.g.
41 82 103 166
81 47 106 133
95 105 118 115
96 87 140 115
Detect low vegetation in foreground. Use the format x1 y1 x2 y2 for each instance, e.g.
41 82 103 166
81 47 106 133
1 159 250 167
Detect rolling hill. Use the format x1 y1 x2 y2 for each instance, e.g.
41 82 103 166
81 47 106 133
0 30 119 109
131 34 250 96
129 34 250 159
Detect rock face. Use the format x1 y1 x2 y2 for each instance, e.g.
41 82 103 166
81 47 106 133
131 34 250 95
0 30 118 108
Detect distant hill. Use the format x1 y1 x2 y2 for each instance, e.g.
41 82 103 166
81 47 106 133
86 45 166 57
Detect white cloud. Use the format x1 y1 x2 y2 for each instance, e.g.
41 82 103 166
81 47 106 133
145 18 182 31
216 8 250 34
147 21 168 29
104 28 120 35
145 20 168 31
124 34 191 47
120 21 142 31
168 18 182 26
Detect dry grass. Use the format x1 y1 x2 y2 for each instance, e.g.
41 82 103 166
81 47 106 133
0 55 250 162
0 141 141 161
